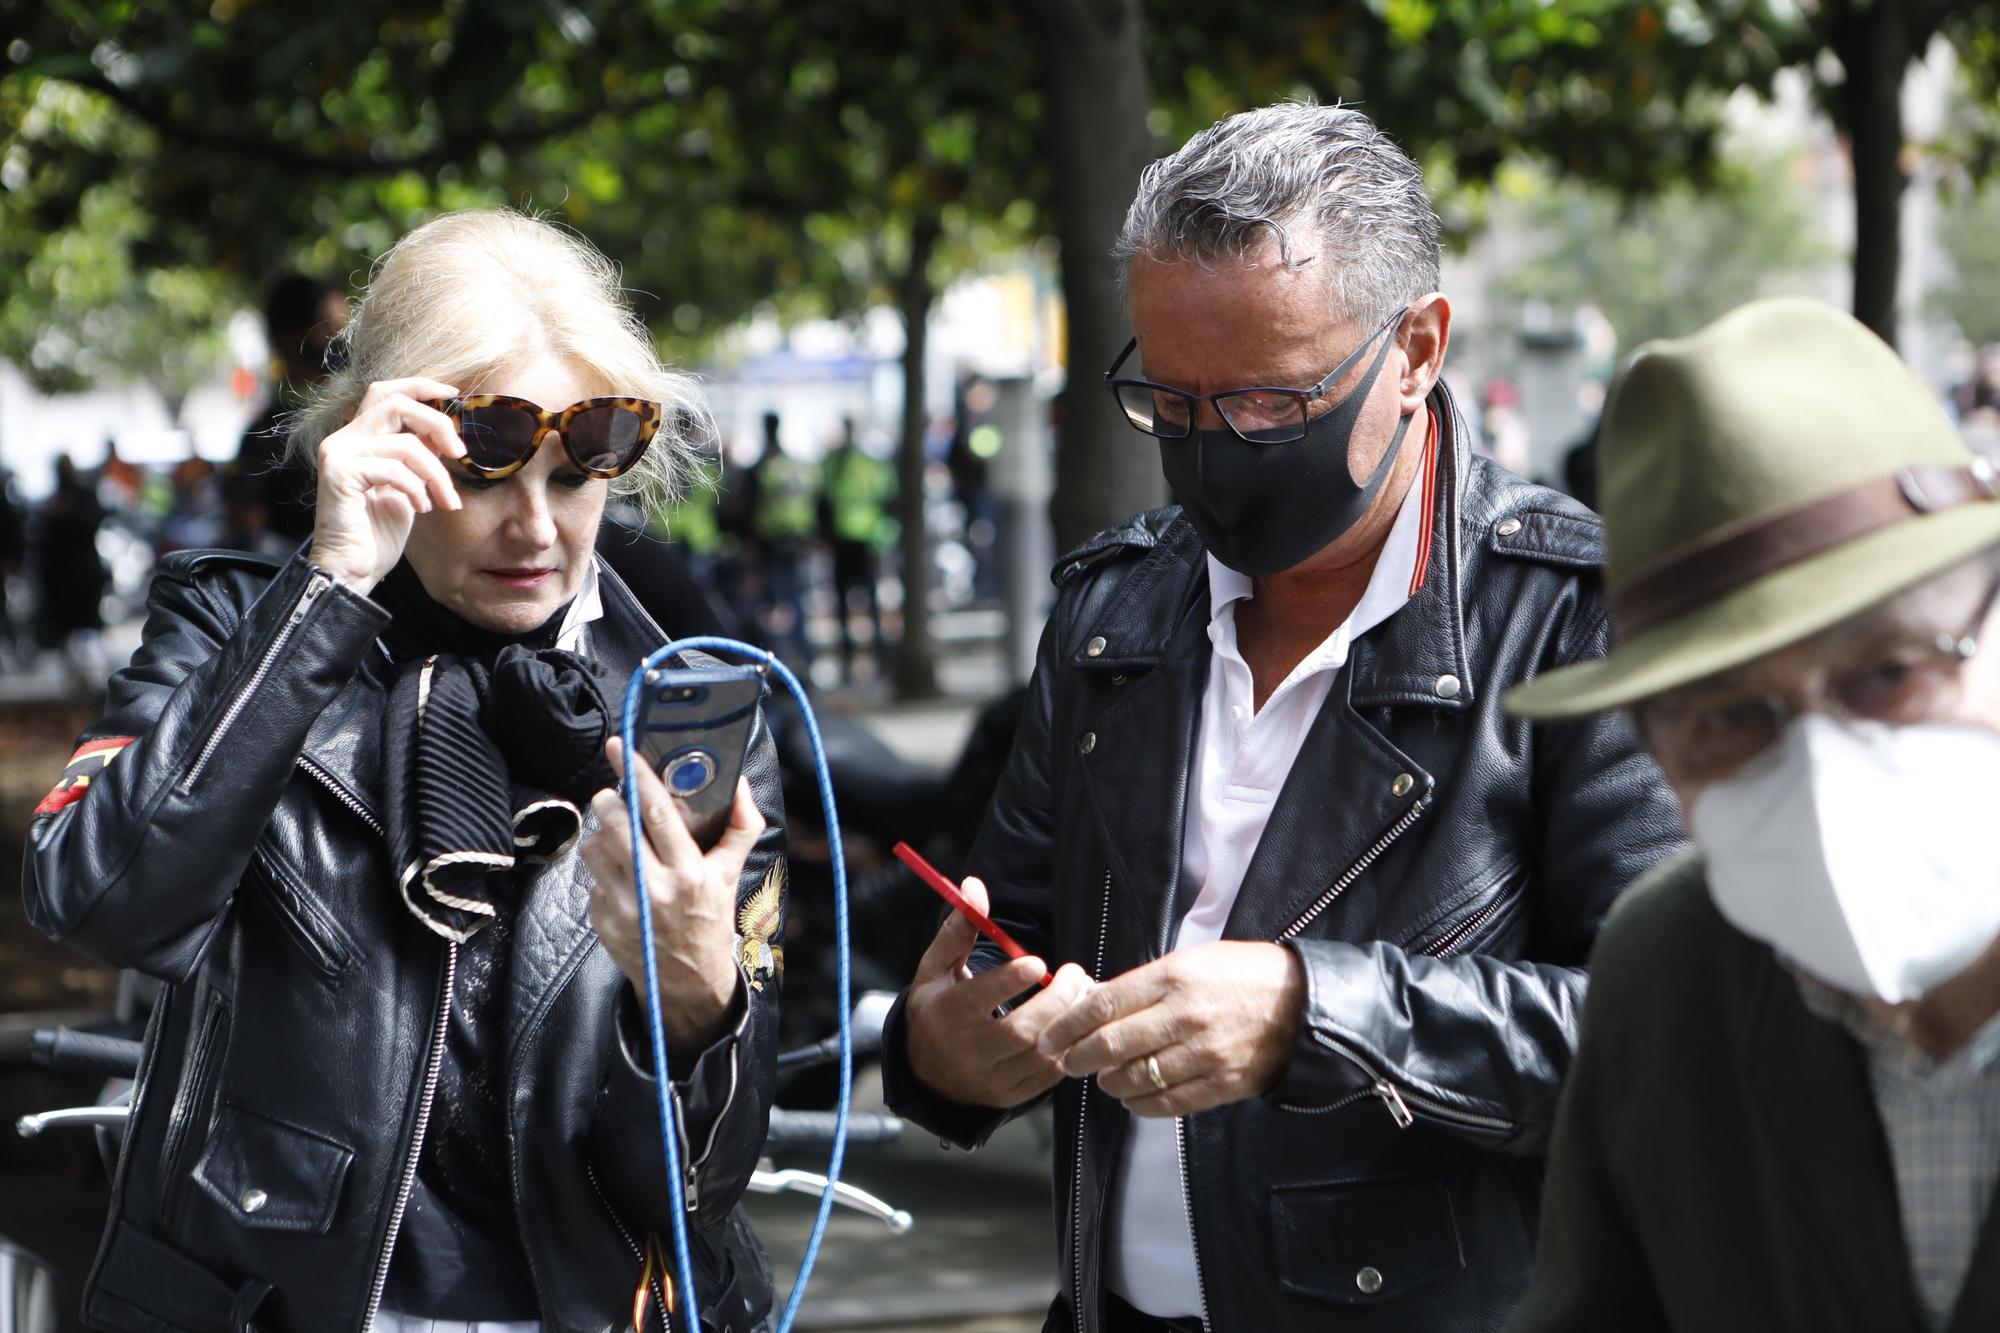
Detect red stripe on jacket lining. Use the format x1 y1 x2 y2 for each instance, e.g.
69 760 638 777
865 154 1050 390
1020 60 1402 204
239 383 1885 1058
1408 410 1440 598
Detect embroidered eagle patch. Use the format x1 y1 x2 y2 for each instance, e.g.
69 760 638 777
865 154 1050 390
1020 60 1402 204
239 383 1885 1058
736 860 785 992
34 738 134 817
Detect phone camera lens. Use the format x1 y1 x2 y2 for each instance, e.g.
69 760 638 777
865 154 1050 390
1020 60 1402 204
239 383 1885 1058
664 751 716 796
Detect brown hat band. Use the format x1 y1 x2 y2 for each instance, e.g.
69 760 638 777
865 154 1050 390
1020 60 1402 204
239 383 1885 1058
1611 460 2000 636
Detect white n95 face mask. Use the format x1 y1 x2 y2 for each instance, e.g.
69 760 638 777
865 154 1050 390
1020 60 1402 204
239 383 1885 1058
1689 713 2000 1003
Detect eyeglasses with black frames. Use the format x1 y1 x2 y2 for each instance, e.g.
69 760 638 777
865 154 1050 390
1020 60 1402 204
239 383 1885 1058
1102 306 1409 445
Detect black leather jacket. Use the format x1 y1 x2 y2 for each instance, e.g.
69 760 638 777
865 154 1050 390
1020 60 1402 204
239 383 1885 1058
23 549 785 1333
883 389 1687 1332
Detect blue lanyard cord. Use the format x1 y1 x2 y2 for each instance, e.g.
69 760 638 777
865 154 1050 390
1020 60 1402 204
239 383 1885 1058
618 637 851 1333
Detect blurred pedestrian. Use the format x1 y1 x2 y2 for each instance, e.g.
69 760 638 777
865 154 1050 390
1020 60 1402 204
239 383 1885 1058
747 409 819 668
1508 299 2000 1332
31 453 110 655
1478 376 1531 476
163 445 228 554
1560 420 1601 510
819 417 895 682
0 464 25 663
595 494 746 642
99 437 144 513
227 273 348 548
1954 342 2000 460
885 102 1684 1333
947 390 1001 601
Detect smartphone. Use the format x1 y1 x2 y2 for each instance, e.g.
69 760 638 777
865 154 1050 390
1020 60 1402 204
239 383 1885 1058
633 662 764 851
892 840 1054 988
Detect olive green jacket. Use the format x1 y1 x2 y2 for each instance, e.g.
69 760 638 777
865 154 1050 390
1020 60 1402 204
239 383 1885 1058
1511 852 2000 1333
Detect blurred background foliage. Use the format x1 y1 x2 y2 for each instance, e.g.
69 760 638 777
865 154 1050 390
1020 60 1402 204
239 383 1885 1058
6 0 2000 539
1496 154 1839 353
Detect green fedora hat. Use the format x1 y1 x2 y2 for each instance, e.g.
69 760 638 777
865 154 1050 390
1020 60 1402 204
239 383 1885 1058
1508 296 2000 720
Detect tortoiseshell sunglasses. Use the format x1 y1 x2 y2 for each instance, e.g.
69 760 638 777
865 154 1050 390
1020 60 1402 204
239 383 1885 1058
441 395 663 479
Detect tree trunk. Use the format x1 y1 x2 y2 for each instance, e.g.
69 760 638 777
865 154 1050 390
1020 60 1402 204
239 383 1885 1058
1032 0 1165 554
894 216 941 701
1834 1 1910 346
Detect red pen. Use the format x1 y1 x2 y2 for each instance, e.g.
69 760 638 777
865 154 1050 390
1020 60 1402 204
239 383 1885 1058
893 841 1055 987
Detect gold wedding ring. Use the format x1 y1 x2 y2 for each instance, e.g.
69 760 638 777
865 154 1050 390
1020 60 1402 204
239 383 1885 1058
1144 1054 1169 1093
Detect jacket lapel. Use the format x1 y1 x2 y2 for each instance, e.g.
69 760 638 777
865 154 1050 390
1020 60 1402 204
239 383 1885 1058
1738 955 1925 1333
299 646 392 829
1220 678 1428 941
1073 534 1211 959
1346 395 1477 713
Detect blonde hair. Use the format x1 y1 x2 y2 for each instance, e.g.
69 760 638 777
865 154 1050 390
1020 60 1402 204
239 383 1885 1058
290 209 709 517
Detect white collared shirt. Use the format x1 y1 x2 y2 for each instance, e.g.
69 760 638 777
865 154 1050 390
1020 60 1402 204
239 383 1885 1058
554 557 604 652
1105 437 1434 1318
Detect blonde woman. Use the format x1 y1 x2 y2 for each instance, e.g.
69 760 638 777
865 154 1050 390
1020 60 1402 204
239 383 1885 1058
25 210 783 1333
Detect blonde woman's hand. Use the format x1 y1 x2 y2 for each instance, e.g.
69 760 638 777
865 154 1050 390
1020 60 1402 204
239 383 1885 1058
582 738 765 1049
307 378 466 595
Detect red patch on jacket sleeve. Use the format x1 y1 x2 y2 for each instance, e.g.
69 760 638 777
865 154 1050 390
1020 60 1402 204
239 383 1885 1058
33 737 133 817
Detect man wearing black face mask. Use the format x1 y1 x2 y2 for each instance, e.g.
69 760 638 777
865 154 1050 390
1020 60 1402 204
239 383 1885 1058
882 102 1686 1333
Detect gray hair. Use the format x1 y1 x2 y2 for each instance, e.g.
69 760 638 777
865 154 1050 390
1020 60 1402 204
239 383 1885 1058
1113 102 1442 327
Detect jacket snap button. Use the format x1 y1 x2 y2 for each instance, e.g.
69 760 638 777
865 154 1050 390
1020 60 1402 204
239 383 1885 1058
240 1188 268 1214
1086 635 1107 657
1496 518 1522 537
1392 773 1414 798
1356 1266 1384 1294
1435 674 1461 700
1079 732 1097 755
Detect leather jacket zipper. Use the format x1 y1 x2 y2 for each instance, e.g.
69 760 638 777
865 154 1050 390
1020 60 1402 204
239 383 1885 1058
1072 867 1112 1329
587 1161 672 1329
360 940 456 1332
299 754 384 837
1274 798 1428 942
1302 1028 1515 1136
182 572 328 793
1268 794 1517 1135
674 1084 703 1215
1425 892 1508 958
158 991 228 1231
1171 1116 1213 1332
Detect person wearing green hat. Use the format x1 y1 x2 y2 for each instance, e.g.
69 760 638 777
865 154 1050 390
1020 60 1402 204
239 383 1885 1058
1508 296 2000 1333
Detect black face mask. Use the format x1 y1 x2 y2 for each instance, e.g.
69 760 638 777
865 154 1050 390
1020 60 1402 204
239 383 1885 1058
1159 319 1415 577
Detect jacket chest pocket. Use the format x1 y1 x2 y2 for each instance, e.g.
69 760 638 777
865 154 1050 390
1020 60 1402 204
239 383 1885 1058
1270 1174 1465 1308
191 1103 354 1234
1403 858 1529 960
246 844 356 982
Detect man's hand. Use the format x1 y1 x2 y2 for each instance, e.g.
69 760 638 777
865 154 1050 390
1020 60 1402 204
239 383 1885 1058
904 875 1094 1109
1037 942 1305 1117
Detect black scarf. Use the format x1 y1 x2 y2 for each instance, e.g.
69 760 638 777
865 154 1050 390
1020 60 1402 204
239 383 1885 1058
372 563 618 942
